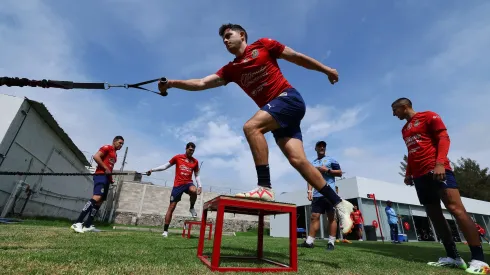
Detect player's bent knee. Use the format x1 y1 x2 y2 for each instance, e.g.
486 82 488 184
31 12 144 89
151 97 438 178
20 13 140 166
288 156 308 170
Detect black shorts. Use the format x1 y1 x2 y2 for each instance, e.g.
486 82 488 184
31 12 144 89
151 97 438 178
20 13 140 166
170 183 195 203
93 175 110 201
355 224 363 229
413 169 458 205
311 196 335 214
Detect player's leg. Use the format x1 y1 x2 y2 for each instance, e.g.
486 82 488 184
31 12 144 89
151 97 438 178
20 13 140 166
414 173 467 269
83 179 109 232
299 197 325 248
71 175 105 233
187 184 198 218
162 186 185 237
326 208 337 250
438 171 489 273
357 225 363 241
277 136 354 234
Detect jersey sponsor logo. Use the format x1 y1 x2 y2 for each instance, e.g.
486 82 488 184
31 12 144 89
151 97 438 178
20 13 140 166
240 66 268 88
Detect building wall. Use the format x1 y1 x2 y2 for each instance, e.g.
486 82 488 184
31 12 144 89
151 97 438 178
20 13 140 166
113 182 269 232
0 94 23 147
0 98 93 219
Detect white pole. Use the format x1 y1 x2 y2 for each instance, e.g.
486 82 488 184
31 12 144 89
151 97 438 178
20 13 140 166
198 161 204 220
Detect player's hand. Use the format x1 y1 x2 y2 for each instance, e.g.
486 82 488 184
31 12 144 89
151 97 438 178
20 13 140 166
158 79 170 96
104 168 111 174
326 68 339 84
318 165 329 173
307 192 312 201
433 163 446 181
404 175 413 186
197 187 202 195
145 170 152 176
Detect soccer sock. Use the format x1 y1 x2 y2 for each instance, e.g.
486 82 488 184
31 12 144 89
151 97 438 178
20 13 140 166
318 184 341 206
329 235 336 244
190 201 195 209
442 241 461 259
76 199 96 223
306 236 315 245
469 245 485 262
83 204 100 228
163 224 169 232
256 165 271 188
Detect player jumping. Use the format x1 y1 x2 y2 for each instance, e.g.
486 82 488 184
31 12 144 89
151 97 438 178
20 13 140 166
157 23 354 234
71 135 124 233
145 142 202 238
392 97 489 274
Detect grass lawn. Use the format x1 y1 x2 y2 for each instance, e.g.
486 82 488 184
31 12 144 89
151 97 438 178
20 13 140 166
1 220 489 275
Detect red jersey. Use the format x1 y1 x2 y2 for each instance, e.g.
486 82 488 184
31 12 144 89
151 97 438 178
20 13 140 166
351 210 363 225
476 223 485 235
215 38 293 108
402 111 452 178
169 154 199 187
94 145 117 182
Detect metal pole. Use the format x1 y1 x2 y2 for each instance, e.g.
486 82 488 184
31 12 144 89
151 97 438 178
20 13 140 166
372 194 385 243
107 147 128 223
198 161 204 217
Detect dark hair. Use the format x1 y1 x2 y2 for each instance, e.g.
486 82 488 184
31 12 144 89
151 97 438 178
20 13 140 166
391 97 412 107
113 135 124 141
186 142 196 149
219 23 248 42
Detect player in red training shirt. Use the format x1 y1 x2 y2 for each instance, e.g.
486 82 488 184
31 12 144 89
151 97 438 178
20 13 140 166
475 222 490 244
392 98 489 273
71 135 124 233
145 142 202 238
350 206 364 241
157 23 354 235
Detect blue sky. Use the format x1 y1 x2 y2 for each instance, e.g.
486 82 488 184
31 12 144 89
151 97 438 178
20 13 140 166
1 0 489 194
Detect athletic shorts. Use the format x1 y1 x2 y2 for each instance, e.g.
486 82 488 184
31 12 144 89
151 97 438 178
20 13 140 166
413 169 458 205
93 175 110 201
260 88 306 142
354 224 363 229
311 196 335 214
170 183 195 203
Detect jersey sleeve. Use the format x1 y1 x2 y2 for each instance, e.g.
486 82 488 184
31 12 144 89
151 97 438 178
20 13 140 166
426 112 447 132
215 64 232 84
98 145 111 156
168 155 178 165
329 158 341 170
194 160 199 172
259 38 286 58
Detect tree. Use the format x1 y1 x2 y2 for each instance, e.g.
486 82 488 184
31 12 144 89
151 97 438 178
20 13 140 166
452 157 490 202
399 155 408 178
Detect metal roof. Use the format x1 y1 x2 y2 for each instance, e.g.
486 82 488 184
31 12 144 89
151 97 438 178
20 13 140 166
25 98 91 167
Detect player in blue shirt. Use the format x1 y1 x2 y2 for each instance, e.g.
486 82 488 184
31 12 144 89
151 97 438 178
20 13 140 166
298 140 344 251
385 200 401 244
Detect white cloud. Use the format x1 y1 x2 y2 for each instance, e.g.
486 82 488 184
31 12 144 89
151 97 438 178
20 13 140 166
343 147 366 158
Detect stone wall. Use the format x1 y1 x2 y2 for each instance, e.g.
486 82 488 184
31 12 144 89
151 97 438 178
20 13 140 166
113 182 270 232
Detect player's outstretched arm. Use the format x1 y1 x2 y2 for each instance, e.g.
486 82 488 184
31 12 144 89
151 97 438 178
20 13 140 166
279 46 339 84
158 74 226 95
145 162 174 176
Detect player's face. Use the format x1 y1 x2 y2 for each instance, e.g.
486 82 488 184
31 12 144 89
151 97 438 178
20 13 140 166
315 145 326 155
354 206 358 211
186 146 195 157
392 104 407 120
222 29 244 54
113 139 124 150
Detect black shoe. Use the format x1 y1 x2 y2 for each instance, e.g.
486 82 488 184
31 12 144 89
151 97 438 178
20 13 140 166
297 241 314 248
326 243 335 251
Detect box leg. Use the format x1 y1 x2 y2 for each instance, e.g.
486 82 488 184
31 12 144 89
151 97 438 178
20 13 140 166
197 210 208 256
211 204 225 269
289 209 298 270
257 213 264 259
188 224 192 239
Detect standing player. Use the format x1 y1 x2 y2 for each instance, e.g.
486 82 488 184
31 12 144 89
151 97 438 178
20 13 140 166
385 200 401 244
298 140 344 250
71 136 124 233
351 205 364 241
157 23 354 234
475 222 490 244
145 142 202 238
392 97 489 274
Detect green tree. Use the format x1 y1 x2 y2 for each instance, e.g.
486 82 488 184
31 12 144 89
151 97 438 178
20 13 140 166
452 157 490 202
399 155 408 178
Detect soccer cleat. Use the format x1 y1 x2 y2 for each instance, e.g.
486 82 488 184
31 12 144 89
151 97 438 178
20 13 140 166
162 231 168 238
326 243 335 251
465 260 490 274
297 241 314 248
427 257 467 270
342 239 352 244
70 223 84 233
334 199 354 234
189 208 198 218
235 186 275 201
82 225 101 233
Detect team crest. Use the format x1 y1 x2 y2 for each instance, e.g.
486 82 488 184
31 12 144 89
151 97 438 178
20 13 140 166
101 188 105 194
407 123 412 130
414 120 420 127
251 49 259 58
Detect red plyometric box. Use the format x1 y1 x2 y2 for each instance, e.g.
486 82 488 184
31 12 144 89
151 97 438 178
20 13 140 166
197 195 297 272
182 220 213 240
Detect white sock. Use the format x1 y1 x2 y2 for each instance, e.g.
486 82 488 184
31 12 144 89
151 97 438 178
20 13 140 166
329 235 336 244
306 236 315 245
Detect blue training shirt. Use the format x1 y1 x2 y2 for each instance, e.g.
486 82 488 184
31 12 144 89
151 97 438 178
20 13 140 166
310 156 340 197
385 206 398 225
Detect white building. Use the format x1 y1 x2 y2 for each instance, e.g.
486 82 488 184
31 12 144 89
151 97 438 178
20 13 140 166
270 177 490 243
0 94 95 220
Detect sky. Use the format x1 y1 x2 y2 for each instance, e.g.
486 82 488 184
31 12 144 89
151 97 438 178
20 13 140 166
1 0 489 195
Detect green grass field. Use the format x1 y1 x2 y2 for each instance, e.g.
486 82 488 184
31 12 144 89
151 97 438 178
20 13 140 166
1 220 489 275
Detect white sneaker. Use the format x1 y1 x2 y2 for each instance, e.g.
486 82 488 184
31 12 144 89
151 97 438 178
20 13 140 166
70 223 84 233
427 257 467 270
162 231 168 238
358 239 363 241
465 259 489 274
235 186 275 201
82 225 101 233
334 199 354 234
189 208 198 218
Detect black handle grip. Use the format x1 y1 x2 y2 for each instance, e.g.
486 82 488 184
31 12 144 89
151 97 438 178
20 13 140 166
159 77 168 96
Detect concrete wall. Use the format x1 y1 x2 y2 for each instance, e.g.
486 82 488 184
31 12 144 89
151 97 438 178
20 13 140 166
113 182 270 232
0 96 94 219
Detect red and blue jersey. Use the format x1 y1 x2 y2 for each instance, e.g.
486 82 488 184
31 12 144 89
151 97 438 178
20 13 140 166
215 38 293 108
169 154 199 187
94 145 117 182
